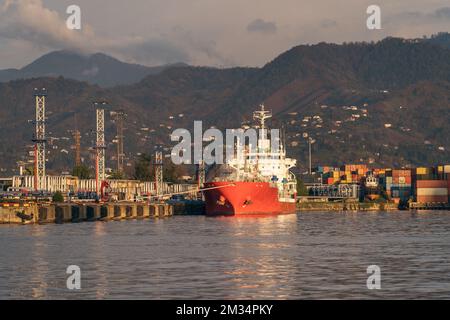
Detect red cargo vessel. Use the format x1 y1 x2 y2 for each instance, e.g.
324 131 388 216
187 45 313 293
203 105 297 216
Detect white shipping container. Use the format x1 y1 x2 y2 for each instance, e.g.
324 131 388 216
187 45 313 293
444 165 450 174
416 188 448 196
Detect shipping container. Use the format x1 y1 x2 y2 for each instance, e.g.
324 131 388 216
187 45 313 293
392 169 411 177
445 165 450 174
416 167 430 175
416 188 448 196
416 195 448 203
393 176 412 184
416 180 448 188
391 184 412 201
448 179 450 202
414 173 438 180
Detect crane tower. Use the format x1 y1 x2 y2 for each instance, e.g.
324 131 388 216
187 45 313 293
94 101 107 195
154 150 163 197
32 88 47 191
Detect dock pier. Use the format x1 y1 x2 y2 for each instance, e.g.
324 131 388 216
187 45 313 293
0 202 174 225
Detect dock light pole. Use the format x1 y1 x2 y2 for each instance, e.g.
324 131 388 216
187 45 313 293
308 137 312 175
32 88 47 191
114 110 126 175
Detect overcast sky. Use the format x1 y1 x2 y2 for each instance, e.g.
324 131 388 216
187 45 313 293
1 0 450 69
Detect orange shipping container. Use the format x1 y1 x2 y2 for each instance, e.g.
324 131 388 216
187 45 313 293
417 195 448 203
416 188 448 196
394 176 412 184
416 180 448 188
393 169 411 177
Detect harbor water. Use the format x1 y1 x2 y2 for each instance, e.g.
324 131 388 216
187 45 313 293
1 211 450 299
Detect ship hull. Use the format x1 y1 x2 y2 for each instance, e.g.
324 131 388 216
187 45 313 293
203 181 296 216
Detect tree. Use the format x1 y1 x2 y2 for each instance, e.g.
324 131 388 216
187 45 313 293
52 191 64 203
296 178 309 196
72 165 91 179
109 170 125 180
134 154 152 181
133 153 187 182
163 161 186 183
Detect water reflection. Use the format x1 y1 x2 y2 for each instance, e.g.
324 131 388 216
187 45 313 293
1 211 450 299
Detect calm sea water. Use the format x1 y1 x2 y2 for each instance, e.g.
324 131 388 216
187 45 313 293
1 211 450 299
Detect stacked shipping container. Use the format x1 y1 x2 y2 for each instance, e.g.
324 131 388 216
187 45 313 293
385 169 412 201
315 164 450 204
415 180 448 203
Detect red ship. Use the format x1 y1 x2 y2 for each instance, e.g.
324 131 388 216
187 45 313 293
203 105 297 216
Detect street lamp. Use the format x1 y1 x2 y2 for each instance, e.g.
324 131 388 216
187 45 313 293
303 133 316 175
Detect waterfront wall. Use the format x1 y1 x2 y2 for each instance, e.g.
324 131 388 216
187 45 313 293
297 201 398 211
0 202 173 225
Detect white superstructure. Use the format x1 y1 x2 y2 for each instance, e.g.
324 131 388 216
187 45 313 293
222 105 297 201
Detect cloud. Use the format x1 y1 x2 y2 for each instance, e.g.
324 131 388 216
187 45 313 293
0 0 95 52
383 6 450 38
433 7 450 19
320 19 338 29
387 6 450 25
81 66 99 77
0 0 233 67
1 0 450 69
247 19 277 35
115 39 191 66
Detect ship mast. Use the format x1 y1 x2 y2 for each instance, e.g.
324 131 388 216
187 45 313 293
253 104 272 130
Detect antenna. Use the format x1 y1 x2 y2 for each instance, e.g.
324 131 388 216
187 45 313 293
253 104 272 129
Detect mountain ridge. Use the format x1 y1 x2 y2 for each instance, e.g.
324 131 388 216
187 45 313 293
0 50 187 87
0 36 449 176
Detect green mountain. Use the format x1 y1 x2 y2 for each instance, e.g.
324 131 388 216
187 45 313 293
0 36 449 176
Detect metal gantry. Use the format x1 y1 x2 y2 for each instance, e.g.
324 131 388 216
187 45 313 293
154 150 163 196
72 130 81 167
32 88 47 191
94 101 107 194
197 160 205 188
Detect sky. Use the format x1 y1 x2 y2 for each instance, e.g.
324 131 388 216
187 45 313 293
0 0 449 69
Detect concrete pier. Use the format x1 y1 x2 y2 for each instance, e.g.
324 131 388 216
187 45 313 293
38 205 55 224
1 202 174 225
